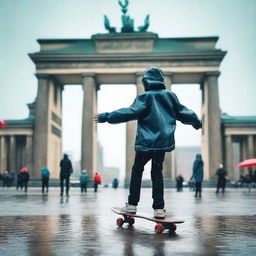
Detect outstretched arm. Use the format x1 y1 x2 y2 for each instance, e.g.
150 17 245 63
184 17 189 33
172 92 202 129
94 95 147 124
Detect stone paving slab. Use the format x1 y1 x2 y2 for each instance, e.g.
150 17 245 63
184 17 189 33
0 187 256 255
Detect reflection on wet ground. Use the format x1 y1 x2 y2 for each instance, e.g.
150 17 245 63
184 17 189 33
0 188 255 255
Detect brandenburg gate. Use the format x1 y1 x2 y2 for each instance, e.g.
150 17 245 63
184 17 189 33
29 32 226 182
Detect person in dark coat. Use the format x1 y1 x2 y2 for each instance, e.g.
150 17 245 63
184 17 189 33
95 66 202 218
176 174 184 192
59 154 73 196
112 178 119 189
216 164 228 194
41 167 50 194
191 154 204 198
20 167 30 193
16 170 24 190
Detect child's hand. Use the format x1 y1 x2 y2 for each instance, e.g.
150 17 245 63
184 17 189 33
93 114 99 123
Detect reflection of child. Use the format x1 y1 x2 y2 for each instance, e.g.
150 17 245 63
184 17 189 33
95 67 202 218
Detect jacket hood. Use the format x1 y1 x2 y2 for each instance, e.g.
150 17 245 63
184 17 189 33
195 154 202 161
142 67 166 91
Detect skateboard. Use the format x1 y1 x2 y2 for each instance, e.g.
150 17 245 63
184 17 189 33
111 207 184 234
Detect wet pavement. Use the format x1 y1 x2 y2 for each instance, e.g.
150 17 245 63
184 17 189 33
0 187 255 256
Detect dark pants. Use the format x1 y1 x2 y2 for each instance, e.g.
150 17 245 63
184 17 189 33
24 181 28 193
195 181 202 197
80 182 87 192
42 177 49 193
16 181 23 190
94 183 98 192
128 151 165 209
60 176 70 195
216 179 226 193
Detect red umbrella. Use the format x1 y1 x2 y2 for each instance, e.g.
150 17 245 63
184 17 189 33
0 120 7 128
237 158 256 168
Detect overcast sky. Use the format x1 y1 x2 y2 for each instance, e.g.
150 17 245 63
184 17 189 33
0 0 255 178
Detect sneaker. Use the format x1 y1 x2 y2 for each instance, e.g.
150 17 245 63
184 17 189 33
154 209 166 219
121 203 137 214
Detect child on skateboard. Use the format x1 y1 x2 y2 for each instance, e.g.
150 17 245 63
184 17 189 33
94 67 202 218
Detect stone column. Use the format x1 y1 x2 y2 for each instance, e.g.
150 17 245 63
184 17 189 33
33 74 50 178
164 72 172 91
26 135 34 177
225 135 234 180
241 136 249 175
9 136 16 173
0 136 7 172
201 72 222 180
81 73 97 178
125 122 137 187
248 135 254 159
125 74 142 187
163 73 173 184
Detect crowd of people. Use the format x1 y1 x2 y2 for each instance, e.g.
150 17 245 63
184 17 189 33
1 153 255 197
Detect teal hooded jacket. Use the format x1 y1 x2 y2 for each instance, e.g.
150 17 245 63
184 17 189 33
98 67 202 152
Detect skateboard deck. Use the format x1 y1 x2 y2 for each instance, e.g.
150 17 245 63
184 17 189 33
111 207 184 234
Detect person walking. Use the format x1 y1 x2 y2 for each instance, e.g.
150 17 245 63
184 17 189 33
94 66 202 218
176 174 184 192
216 164 228 194
41 167 50 194
191 154 204 198
16 169 24 190
112 178 119 189
93 172 102 192
59 154 73 196
80 170 89 193
20 167 30 193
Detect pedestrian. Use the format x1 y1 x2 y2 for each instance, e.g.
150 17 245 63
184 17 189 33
93 172 102 192
16 169 24 190
20 167 30 193
94 66 202 218
176 174 184 192
245 170 253 192
7 172 15 187
216 164 228 194
191 154 204 198
188 180 195 191
252 169 256 188
41 167 50 194
59 154 73 196
80 169 89 193
112 178 119 189
2 171 8 188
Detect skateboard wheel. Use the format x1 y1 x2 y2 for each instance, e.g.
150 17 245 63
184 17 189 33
116 218 124 227
155 224 164 234
169 223 177 232
128 217 135 225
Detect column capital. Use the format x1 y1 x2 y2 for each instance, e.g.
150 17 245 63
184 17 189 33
81 72 95 78
163 71 173 78
35 73 50 79
204 71 221 78
136 72 144 77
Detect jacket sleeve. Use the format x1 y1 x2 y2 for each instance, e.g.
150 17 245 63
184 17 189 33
98 95 147 124
171 92 202 129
